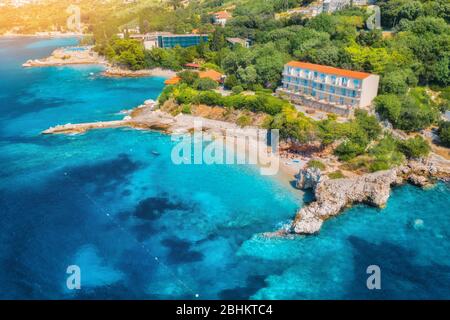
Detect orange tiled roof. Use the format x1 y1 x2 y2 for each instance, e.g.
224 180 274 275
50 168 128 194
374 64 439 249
184 63 201 68
164 76 181 85
286 61 372 80
214 11 231 19
199 70 223 82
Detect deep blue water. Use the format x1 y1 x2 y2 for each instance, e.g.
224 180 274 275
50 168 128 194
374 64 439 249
0 37 449 300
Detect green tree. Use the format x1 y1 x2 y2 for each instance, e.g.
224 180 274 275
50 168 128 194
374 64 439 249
193 78 218 91
357 30 383 47
224 74 240 89
355 109 382 141
178 70 199 85
334 140 367 161
397 136 431 158
369 135 405 172
438 121 450 147
380 69 418 95
375 89 439 132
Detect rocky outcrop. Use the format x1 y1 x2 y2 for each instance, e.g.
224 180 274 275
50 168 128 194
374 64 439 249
296 167 324 190
291 156 450 235
22 46 103 67
102 67 176 78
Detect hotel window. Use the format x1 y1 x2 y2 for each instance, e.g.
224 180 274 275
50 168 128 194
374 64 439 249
320 73 325 82
342 77 348 87
339 97 344 105
329 87 335 94
353 79 360 88
341 88 347 96
331 75 336 85
314 71 318 79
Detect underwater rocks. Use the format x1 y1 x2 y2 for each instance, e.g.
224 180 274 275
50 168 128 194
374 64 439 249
292 156 450 235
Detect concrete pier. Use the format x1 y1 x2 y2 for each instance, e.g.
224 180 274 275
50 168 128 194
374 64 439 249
42 120 133 135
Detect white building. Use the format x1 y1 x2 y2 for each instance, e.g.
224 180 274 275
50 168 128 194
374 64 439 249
277 61 380 116
212 11 232 27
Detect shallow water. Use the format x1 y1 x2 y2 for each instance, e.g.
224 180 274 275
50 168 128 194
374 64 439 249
0 37 449 299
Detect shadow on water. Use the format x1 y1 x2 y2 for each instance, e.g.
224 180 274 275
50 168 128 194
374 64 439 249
131 193 193 221
66 153 141 194
4 96 85 119
161 237 204 265
0 154 143 298
218 275 268 300
302 189 315 204
343 236 450 299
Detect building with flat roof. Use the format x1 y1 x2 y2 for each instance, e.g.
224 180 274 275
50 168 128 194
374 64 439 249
157 34 208 48
277 61 380 116
127 32 208 50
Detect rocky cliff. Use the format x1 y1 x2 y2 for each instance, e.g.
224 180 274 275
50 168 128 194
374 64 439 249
291 155 450 235
296 167 323 190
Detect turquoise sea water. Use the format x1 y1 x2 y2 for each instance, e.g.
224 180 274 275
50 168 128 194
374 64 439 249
0 37 449 299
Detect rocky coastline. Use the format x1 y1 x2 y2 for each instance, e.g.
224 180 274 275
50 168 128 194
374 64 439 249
291 156 450 235
42 100 450 238
22 46 105 67
102 67 176 78
21 45 176 80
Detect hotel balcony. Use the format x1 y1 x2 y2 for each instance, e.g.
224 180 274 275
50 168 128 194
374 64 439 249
282 72 362 91
281 79 361 100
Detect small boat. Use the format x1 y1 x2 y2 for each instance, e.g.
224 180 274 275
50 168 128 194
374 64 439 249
151 151 160 156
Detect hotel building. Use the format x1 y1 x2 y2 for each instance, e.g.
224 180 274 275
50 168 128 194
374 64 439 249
128 33 208 50
156 34 209 48
277 61 380 116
